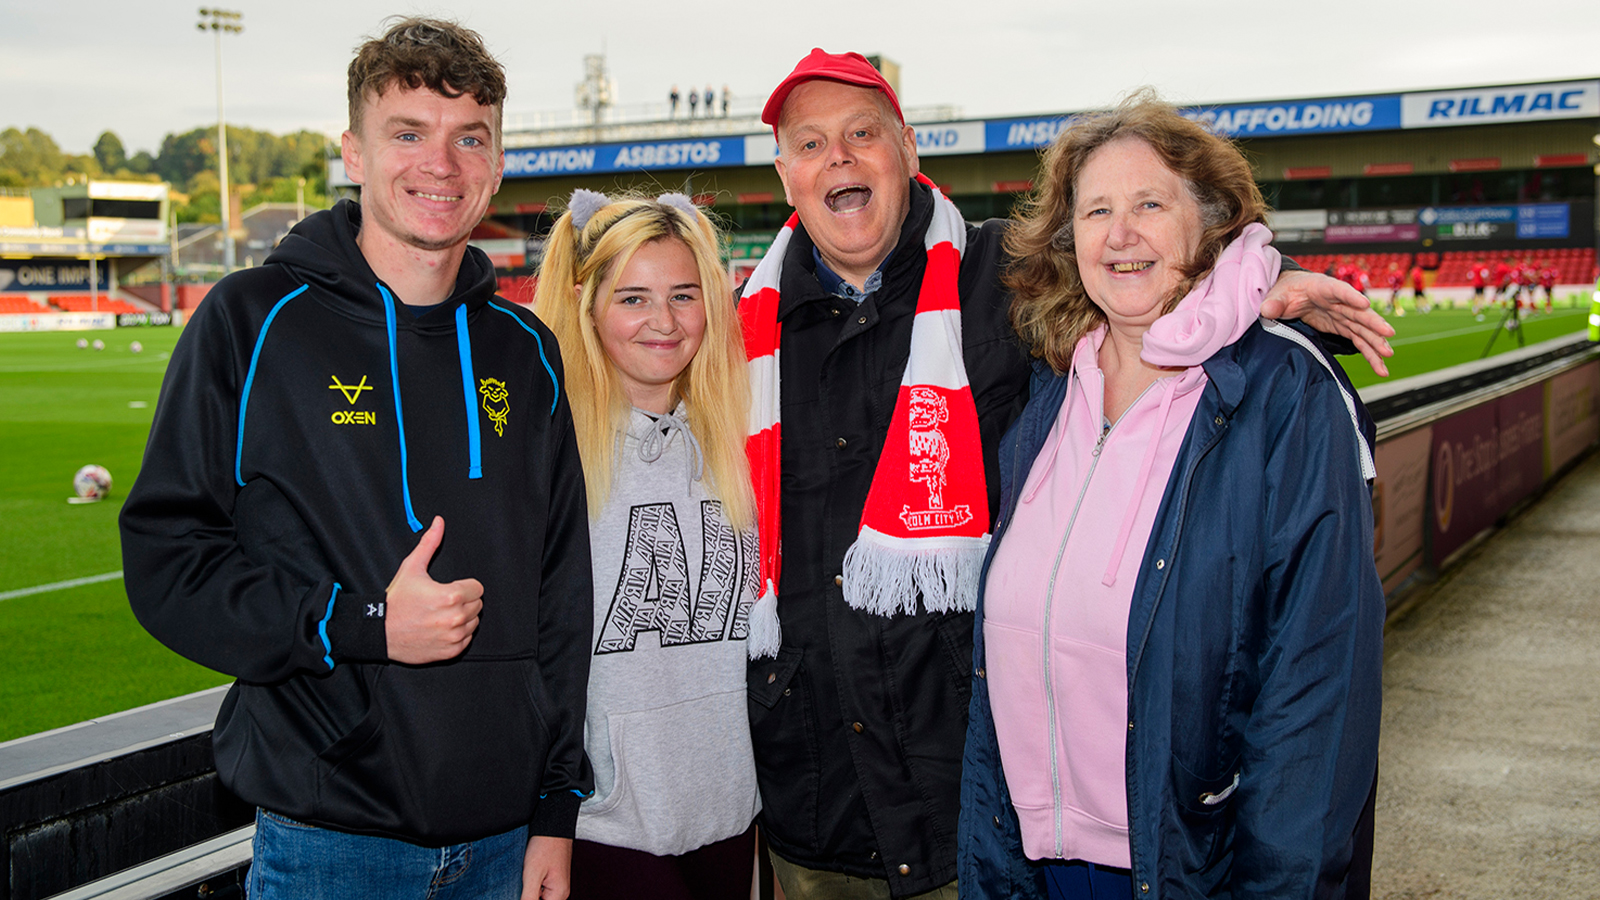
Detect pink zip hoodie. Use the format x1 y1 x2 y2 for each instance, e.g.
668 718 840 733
982 225 1280 865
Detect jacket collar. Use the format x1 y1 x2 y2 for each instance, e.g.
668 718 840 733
1198 330 1249 418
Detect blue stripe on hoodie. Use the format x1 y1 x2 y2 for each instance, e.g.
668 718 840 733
377 283 425 533
236 284 310 487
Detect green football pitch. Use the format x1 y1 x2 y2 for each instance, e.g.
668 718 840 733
1337 300 1593 390
0 300 1592 743
0 327 227 742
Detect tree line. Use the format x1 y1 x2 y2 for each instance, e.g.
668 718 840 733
0 125 332 224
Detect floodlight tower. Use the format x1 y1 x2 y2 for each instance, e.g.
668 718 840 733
575 53 615 138
198 8 243 272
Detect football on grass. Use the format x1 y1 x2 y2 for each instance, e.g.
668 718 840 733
72 465 113 501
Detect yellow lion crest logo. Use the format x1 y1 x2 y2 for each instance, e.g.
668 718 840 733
479 378 510 437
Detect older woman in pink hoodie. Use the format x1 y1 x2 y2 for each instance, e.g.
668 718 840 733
958 95 1385 900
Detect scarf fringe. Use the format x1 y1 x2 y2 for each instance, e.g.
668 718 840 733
746 583 782 660
841 530 990 617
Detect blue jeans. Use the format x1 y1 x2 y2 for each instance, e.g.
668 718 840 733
249 809 527 899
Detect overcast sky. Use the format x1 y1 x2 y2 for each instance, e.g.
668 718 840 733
3 0 1597 157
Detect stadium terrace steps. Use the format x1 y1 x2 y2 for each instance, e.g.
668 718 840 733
1431 247 1597 288
1293 247 1596 290
0 296 49 314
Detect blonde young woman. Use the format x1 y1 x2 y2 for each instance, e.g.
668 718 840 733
532 192 760 900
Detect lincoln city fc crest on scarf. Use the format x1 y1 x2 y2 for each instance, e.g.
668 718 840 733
902 386 972 530
479 378 509 437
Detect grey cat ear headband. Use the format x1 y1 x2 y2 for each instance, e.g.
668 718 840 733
567 189 699 231
566 189 611 231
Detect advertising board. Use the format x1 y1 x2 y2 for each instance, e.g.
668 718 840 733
478 81 1599 187
1544 360 1600 478
1429 384 1544 567
1274 204 1573 246
1401 81 1600 129
1372 426 1432 594
116 311 175 327
1184 95 1401 138
504 137 746 178
0 259 111 293
0 311 116 332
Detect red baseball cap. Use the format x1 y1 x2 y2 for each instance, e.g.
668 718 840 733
761 49 904 134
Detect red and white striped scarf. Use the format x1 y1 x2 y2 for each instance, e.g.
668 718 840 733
741 176 990 659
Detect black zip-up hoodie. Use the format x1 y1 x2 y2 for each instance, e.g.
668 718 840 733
120 200 594 845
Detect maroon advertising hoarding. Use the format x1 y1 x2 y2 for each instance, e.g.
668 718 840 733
1372 426 1431 594
1544 360 1600 477
1324 224 1422 243
1430 384 1544 567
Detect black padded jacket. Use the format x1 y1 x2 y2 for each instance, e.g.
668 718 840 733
747 180 1031 896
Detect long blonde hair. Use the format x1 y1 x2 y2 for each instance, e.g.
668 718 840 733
532 195 754 531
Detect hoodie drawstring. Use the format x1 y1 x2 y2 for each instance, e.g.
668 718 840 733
637 410 704 489
1101 377 1181 587
455 305 484 479
377 283 425 533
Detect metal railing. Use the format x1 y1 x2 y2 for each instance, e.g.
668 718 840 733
501 101 963 149
42 828 251 900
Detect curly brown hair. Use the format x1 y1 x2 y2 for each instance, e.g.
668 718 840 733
347 17 506 143
1004 91 1266 374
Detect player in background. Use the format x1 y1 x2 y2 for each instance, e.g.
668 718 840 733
1517 258 1538 312
1539 260 1558 312
1410 262 1430 314
1493 257 1515 307
1384 263 1404 316
1470 258 1490 319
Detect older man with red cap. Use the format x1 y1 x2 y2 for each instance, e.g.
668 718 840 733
738 49 1392 900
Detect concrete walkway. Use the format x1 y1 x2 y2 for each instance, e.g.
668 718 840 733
1374 452 1600 898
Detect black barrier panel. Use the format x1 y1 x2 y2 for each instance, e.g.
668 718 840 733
116 312 174 328
1 733 252 900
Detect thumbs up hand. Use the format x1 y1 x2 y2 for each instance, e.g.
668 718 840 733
383 516 484 664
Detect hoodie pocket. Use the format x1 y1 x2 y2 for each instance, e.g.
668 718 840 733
579 690 758 856
314 660 549 843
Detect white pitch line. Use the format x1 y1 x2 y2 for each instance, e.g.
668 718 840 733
0 571 124 602
1387 311 1587 347
1387 323 1502 346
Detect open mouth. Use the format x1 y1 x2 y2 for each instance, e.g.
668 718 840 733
1111 261 1154 273
826 185 872 213
411 190 462 203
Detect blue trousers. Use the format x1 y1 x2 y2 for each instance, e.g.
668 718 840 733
248 808 528 899
1042 860 1134 900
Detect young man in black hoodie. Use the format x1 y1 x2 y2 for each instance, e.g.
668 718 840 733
119 18 592 899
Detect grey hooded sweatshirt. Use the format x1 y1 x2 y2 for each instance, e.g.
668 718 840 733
576 405 761 855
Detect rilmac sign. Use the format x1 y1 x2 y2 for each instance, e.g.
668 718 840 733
1402 81 1599 128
